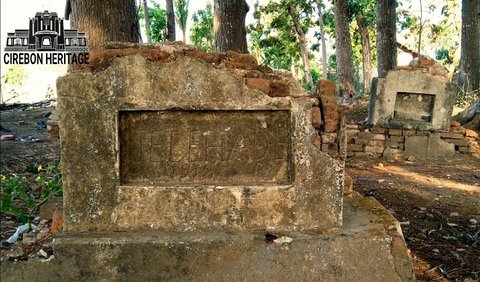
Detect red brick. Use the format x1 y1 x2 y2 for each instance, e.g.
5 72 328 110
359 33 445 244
224 60 258 70
371 125 386 134
347 130 359 143
389 129 402 136
402 130 416 136
245 78 270 94
443 138 469 147
225 50 258 68
269 81 290 97
418 58 435 67
450 126 465 134
416 130 430 136
355 138 369 145
348 144 363 152
185 50 222 64
387 136 405 143
80 48 171 71
465 129 479 138
311 107 323 129
450 121 461 127
49 211 64 237
315 79 336 99
317 97 339 132
440 132 464 139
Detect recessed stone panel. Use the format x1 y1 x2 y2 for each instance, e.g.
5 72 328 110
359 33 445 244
393 92 435 123
119 110 292 186
368 70 456 131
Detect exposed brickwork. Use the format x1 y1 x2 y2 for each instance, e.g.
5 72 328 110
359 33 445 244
396 57 449 82
63 42 349 160
315 80 339 133
347 122 480 159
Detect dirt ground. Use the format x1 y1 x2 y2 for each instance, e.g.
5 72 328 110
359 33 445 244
1 103 479 281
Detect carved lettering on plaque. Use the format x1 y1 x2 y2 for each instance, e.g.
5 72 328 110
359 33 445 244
119 111 291 185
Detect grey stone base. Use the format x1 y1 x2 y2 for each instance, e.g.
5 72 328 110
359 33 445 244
1 197 415 281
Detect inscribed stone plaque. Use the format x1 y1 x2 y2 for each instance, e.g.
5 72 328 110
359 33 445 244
119 110 292 185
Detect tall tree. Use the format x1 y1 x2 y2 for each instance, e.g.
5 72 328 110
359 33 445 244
350 0 376 94
247 2 300 69
143 0 151 43
138 2 168 43
190 2 214 51
214 0 249 53
174 0 189 42
66 0 141 50
458 0 480 94
287 1 313 88
166 0 176 41
334 0 355 102
315 0 328 80
376 0 397 78
356 14 373 93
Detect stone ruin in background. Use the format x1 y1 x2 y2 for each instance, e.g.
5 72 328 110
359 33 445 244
347 58 480 160
2 43 414 281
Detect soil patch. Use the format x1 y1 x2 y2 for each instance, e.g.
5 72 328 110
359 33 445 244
347 157 480 281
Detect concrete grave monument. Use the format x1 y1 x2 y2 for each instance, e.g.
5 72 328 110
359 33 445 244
1 43 414 281
368 70 456 131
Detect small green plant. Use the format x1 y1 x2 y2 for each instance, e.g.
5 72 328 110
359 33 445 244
0 175 34 223
25 163 39 174
1 162 62 224
36 162 63 200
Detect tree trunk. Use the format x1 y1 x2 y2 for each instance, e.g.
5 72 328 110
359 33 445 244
287 4 313 88
166 0 176 41
213 0 249 53
356 14 372 94
457 0 480 94
174 0 189 43
376 0 397 78
143 0 151 43
334 0 356 103
316 0 328 80
69 0 140 50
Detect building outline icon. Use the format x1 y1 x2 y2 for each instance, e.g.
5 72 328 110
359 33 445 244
4 10 88 52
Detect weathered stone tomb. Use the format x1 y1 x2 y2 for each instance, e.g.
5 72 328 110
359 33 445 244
368 69 456 131
1 43 414 281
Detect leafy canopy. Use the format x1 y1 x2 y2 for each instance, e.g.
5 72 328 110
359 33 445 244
190 2 214 51
138 1 168 43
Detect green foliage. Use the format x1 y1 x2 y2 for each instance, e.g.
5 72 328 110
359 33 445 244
174 0 190 41
327 54 338 81
321 0 376 94
1 162 62 223
1 175 32 223
435 48 453 65
138 1 168 43
190 2 214 51
36 162 63 201
26 163 38 174
1 65 26 85
398 0 461 70
247 0 314 71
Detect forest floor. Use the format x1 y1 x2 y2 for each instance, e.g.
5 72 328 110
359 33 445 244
0 102 479 281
